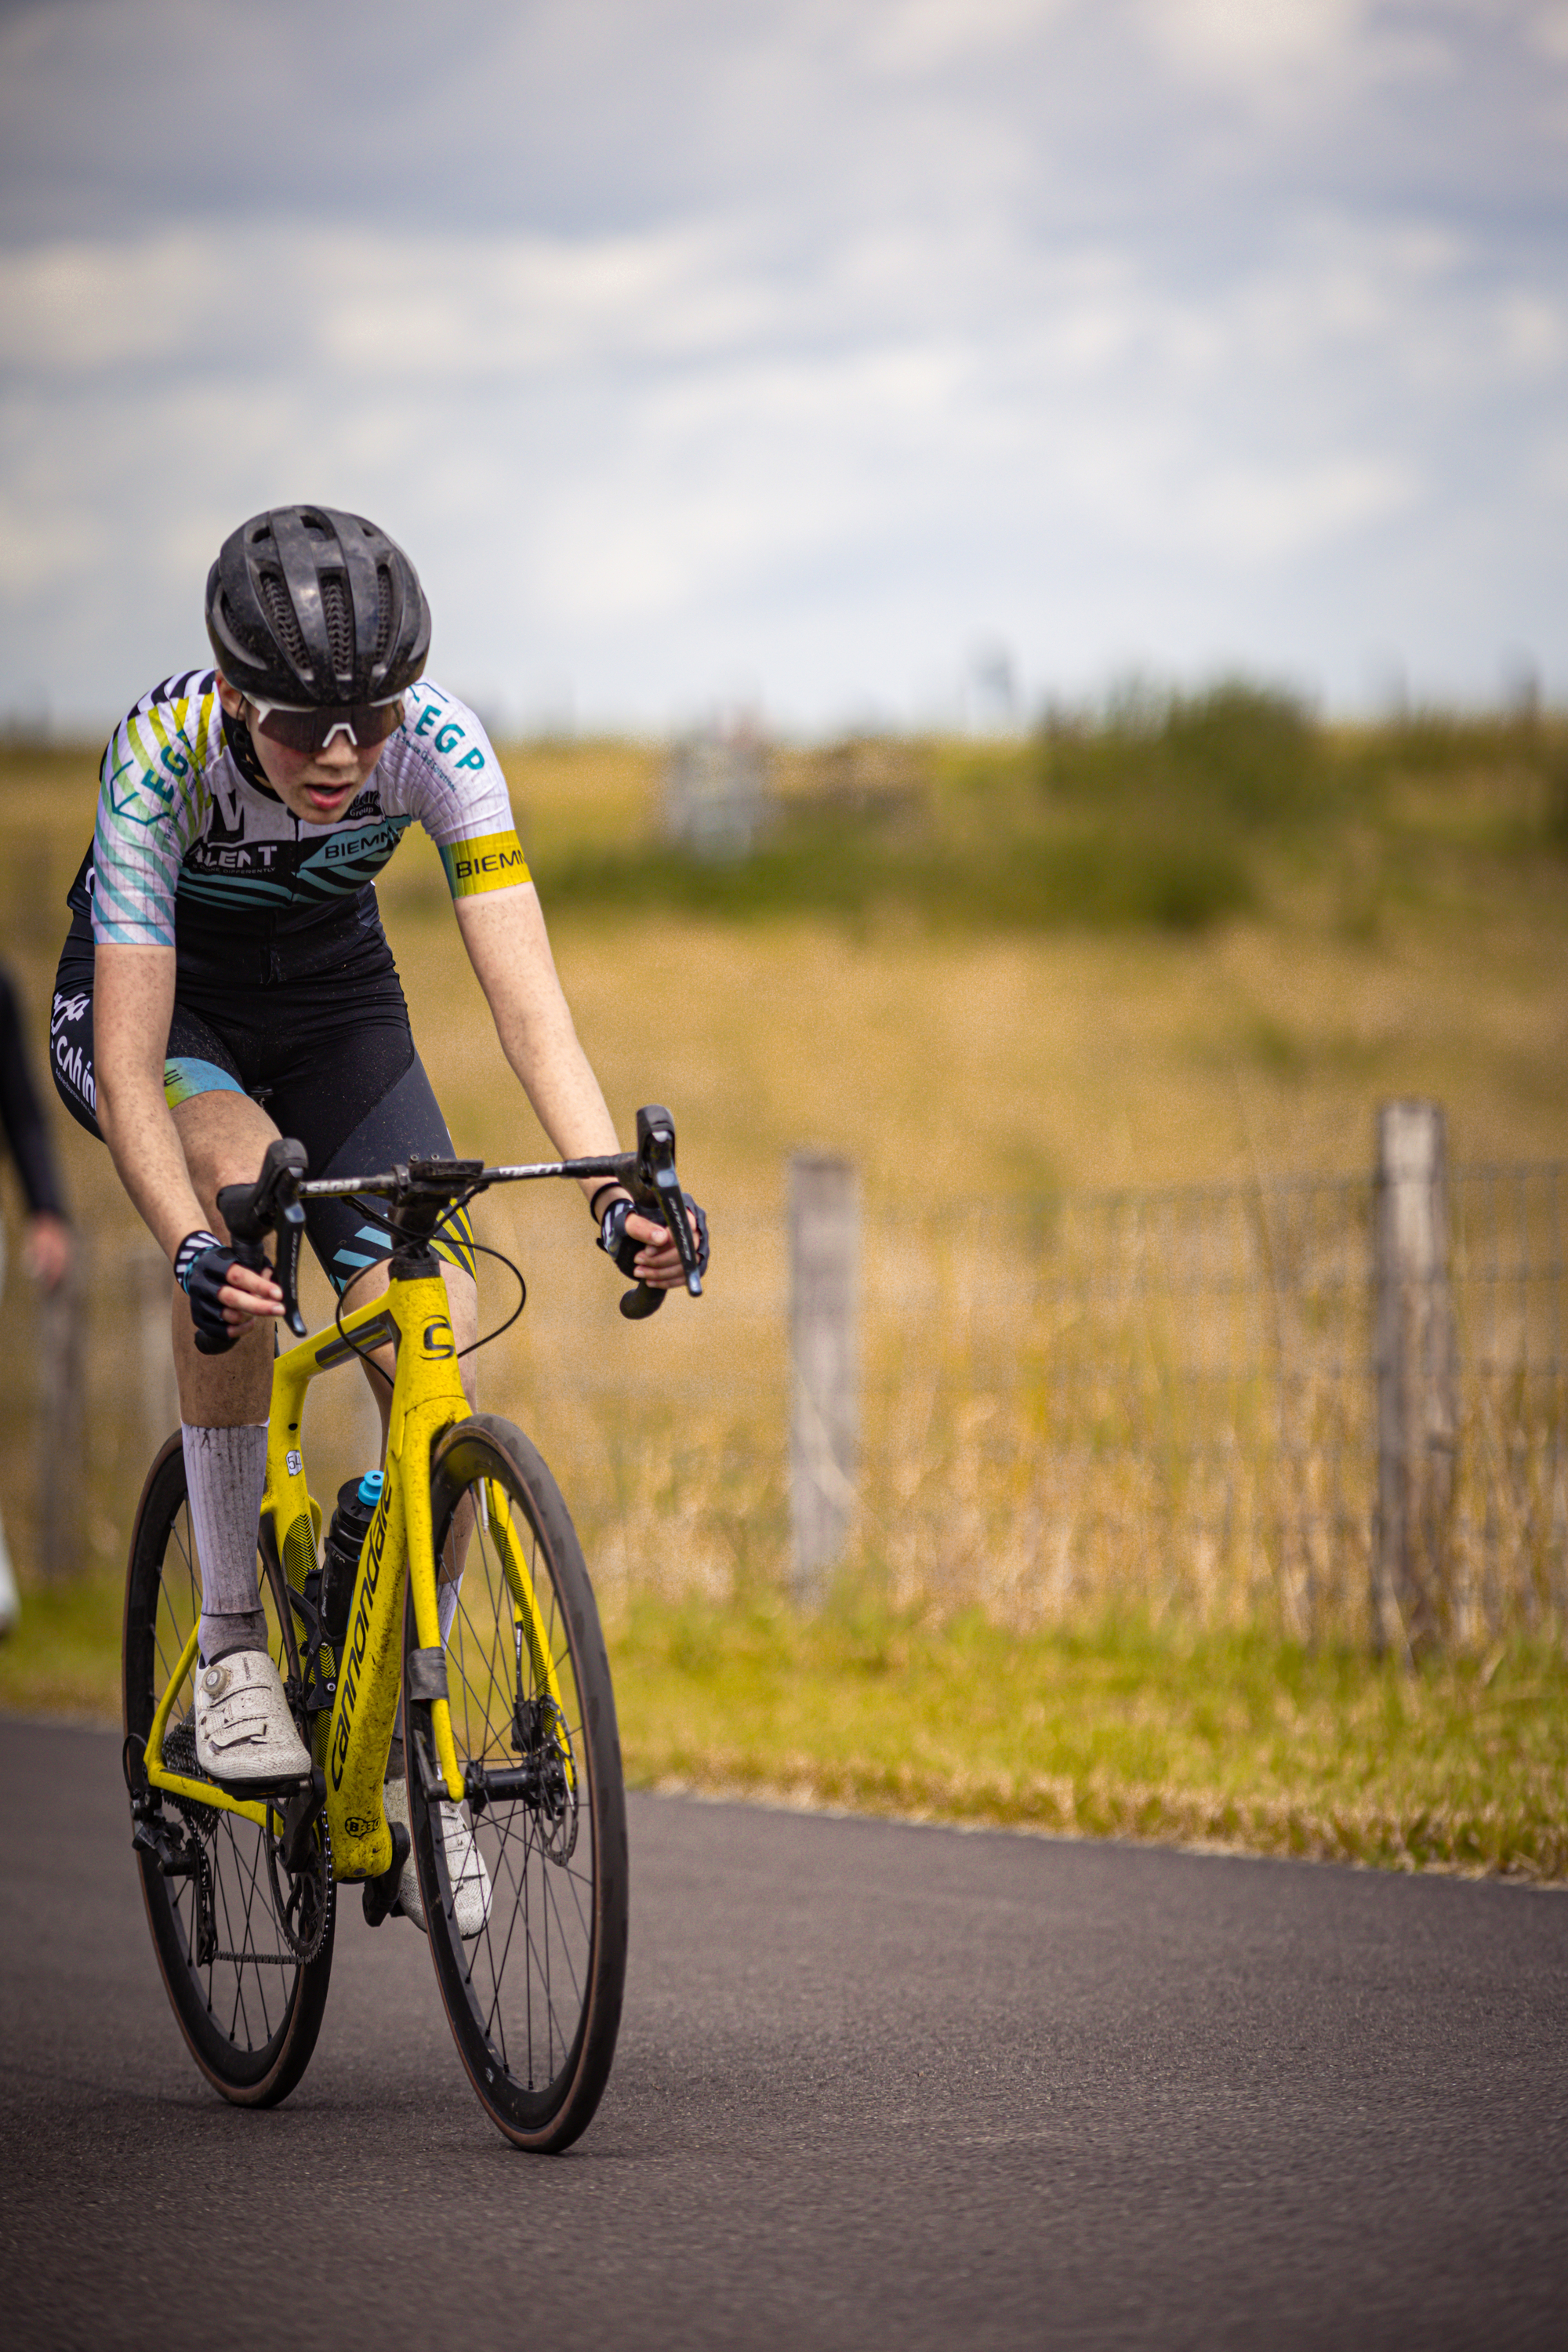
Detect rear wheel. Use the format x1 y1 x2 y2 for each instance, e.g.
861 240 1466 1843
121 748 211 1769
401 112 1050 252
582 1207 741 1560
122 1435 334 2106
406 1414 628 2152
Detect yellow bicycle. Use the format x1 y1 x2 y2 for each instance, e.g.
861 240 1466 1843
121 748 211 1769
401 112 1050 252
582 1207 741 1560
121 1108 701 2151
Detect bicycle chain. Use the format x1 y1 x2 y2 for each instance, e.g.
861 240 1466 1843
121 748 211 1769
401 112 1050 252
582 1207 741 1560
261 1811 333 1966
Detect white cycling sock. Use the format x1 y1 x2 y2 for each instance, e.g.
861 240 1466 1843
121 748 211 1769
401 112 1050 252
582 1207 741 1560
183 1422 269 1663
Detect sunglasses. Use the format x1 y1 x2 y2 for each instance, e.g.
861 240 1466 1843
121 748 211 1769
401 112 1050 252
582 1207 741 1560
244 695 405 754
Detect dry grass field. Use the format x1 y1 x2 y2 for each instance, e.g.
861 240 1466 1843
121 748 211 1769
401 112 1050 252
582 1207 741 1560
2 705 1566 1871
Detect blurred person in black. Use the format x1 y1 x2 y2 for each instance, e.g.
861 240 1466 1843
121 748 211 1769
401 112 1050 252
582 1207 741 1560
0 963 72 1631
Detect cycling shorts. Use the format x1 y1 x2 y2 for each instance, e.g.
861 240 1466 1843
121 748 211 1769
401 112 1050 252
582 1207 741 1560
51 911 474 1295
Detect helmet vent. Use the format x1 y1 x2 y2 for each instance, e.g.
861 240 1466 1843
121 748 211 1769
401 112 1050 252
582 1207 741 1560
321 574 355 677
257 570 308 670
374 565 394 659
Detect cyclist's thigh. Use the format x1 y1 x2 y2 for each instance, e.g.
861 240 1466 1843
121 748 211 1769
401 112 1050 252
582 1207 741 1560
50 930 254 1146
270 1046 477 1304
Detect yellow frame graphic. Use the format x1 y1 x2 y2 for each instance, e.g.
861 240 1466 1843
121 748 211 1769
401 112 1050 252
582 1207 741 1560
143 1270 472 1883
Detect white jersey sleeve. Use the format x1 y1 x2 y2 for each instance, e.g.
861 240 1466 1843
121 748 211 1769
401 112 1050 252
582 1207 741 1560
375 682 531 899
89 674 224 948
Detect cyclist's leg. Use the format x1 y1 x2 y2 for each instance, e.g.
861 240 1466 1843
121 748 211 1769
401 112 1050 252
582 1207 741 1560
264 1039 486 1913
50 943 296 1687
271 1045 481 1450
164 1084 314 1769
168 1085 310 1719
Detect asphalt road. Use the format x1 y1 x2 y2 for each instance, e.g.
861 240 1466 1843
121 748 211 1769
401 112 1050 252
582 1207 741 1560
2 1717 1566 2351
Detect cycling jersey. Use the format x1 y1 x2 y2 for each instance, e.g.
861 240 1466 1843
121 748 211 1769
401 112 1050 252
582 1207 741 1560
55 667 517 1294
67 670 528 985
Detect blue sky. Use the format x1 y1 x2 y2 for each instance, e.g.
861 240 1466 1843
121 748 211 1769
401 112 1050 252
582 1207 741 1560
2 0 1565 732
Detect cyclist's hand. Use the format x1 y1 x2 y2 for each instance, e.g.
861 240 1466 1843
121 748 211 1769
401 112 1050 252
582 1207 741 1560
175 1229 285 1352
24 1212 71 1291
598 1196 710 1290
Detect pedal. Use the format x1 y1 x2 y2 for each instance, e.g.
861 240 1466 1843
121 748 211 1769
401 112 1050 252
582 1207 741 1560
207 1765 316 1802
361 1821 411 1928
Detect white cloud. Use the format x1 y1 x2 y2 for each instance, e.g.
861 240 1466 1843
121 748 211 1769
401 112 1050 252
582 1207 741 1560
864 0 1071 74
1530 2 1568 61
1 0 1566 723
1145 0 1372 84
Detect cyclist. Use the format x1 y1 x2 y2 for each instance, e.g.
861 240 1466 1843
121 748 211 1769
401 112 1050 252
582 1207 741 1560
0 962 73 1633
52 503 707 1926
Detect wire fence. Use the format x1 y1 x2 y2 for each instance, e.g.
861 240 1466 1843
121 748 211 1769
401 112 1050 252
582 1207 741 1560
6 1159 1566 1649
845 1165 1568 1643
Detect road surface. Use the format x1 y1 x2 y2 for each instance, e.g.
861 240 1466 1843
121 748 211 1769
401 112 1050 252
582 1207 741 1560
2 1717 1566 2350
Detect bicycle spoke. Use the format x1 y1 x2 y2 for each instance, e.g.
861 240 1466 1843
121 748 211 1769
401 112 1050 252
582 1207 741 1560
127 1440 331 2105
412 1421 623 2147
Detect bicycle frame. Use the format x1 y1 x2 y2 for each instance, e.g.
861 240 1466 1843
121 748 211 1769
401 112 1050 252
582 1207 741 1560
141 1263 534 1884
140 1105 699 1885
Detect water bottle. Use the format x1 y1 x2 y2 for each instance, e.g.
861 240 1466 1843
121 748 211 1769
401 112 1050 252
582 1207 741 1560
319 1470 384 1648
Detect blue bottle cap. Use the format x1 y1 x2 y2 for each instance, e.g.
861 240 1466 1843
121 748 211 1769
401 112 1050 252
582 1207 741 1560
357 1470 385 1506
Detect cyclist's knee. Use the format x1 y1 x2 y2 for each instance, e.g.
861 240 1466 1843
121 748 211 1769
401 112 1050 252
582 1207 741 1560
172 1090 280 1226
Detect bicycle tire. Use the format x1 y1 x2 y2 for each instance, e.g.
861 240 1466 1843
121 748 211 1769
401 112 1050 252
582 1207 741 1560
406 1414 628 2152
123 1432 335 2107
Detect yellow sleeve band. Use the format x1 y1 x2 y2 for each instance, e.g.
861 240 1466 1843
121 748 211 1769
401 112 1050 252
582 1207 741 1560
439 830 532 898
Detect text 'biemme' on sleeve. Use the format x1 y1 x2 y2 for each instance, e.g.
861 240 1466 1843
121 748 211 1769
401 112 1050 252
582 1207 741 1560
438 832 532 897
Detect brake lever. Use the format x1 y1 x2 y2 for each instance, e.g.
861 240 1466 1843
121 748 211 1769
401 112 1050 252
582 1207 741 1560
215 1137 310 1338
273 1200 307 1338
618 1104 702 1320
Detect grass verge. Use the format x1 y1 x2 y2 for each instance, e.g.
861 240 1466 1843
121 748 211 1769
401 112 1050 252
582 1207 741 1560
7 1581 1565 1883
609 1596 1568 1882
0 1573 125 1722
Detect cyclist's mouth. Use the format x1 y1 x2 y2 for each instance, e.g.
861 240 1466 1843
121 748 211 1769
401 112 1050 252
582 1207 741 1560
302 780 357 815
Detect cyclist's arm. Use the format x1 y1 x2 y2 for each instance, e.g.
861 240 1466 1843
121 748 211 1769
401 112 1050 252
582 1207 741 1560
93 944 281 1317
453 885 689 1283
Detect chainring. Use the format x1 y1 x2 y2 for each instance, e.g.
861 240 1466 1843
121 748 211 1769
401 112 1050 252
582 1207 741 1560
264 1812 333 1965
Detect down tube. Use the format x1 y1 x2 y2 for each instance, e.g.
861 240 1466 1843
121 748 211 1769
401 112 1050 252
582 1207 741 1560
321 1474 407 1882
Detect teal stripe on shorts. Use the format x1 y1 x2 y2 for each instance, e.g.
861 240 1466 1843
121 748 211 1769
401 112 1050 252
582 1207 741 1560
163 1057 246 1109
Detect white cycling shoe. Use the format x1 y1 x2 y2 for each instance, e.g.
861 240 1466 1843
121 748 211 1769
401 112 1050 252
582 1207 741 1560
383 1775 492 1940
192 1650 312 1785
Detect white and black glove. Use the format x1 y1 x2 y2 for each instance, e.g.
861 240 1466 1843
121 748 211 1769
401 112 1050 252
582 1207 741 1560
595 1192 710 1279
175 1229 263 1356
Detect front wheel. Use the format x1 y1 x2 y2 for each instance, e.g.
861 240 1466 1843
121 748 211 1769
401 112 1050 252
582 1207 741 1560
405 1415 628 2152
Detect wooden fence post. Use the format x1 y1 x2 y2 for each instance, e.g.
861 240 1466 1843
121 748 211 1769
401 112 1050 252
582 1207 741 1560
36 1240 86 1581
789 1153 858 1604
1374 1102 1458 1653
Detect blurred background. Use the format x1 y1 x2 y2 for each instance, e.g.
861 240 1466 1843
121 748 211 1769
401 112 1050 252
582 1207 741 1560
3 4 1568 1852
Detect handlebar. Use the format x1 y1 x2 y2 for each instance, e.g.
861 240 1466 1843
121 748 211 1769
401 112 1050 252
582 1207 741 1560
211 1105 703 1338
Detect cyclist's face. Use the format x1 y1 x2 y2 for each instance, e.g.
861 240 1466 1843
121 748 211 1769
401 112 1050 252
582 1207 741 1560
215 676 391 823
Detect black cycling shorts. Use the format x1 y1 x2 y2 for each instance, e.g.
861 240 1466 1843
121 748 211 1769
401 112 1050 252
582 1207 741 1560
51 913 474 1294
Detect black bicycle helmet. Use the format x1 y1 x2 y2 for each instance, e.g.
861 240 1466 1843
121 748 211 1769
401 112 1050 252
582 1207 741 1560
205 504 431 706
